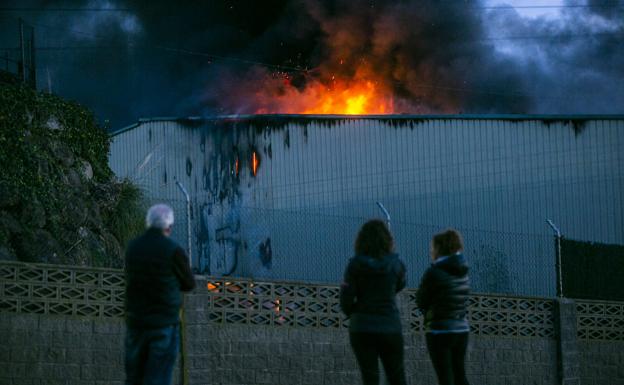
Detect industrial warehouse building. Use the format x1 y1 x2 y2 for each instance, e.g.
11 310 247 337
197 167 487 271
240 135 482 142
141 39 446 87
109 115 624 297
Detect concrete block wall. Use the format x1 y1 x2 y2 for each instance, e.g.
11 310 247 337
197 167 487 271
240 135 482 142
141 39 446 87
578 341 624 385
0 313 187 385
0 312 125 385
183 318 558 385
1 262 623 385
182 287 559 385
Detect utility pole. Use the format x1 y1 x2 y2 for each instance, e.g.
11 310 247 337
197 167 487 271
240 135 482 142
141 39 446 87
29 25 36 87
18 18 25 83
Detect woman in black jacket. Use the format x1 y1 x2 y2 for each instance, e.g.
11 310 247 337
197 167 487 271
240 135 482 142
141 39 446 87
417 229 471 385
340 219 407 385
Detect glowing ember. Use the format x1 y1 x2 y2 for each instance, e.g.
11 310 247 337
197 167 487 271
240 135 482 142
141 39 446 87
274 299 281 313
251 151 259 176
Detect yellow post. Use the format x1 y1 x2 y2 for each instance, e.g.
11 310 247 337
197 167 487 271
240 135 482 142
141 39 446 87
179 305 189 385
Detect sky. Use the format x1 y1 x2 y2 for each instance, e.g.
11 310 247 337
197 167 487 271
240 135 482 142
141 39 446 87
0 0 623 129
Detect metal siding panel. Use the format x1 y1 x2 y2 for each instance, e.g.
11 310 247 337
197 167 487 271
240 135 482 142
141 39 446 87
109 116 623 294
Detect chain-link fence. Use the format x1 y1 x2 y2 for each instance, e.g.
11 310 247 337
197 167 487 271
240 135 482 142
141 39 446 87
232 206 556 297
144 197 556 298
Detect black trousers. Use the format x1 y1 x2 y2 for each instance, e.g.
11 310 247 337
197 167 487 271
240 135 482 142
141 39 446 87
426 332 470 385
349 332 407 385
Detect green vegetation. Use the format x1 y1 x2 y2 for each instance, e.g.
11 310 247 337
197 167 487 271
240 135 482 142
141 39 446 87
0 82 144 267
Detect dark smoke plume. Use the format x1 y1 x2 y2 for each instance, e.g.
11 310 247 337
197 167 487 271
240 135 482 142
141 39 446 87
0 0 622 128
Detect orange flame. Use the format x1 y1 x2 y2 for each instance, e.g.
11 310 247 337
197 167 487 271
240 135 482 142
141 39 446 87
299 79 393 115
251 151 259 176
250 62 396 115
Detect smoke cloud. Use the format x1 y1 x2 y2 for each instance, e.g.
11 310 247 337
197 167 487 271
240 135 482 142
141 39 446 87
0 0 622 128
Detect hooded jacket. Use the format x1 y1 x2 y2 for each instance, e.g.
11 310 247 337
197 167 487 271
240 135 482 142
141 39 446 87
340 253 406 334
416 253 470 333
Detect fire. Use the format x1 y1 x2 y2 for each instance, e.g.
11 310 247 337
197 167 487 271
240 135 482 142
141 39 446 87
251 151 259 176
299 79 393 115
250 65 395 115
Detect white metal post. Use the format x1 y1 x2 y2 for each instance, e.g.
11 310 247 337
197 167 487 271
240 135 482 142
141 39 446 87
547 219 563 297
376 201 391 228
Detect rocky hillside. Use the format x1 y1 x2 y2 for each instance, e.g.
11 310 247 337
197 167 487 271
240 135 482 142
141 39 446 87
0 83 143 267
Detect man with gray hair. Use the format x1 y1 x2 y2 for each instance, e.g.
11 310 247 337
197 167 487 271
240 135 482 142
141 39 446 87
124 204 195 385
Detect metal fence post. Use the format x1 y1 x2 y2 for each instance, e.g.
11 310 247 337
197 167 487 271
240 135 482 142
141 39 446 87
175 180 192 267
547 219 563 297
376 201 391 228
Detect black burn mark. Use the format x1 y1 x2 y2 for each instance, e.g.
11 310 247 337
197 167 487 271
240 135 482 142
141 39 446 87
186 157 193 177
378 118 427 129
210 154 219 197
148 128 152 142
200 120 248 204
259 238 272 269
245 116 346 131
202 165 209 191
538 119 588 136
178 116 597 137
198 204 210 275
176 117 204 128
284 129 290 148
191 116 438 137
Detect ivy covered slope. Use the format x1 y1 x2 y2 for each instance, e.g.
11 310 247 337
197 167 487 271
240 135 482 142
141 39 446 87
0 83 144 267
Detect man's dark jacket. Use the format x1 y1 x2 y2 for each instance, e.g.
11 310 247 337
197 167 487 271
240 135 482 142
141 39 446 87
340 253 406 334
125 228 196 329
416 253 470 332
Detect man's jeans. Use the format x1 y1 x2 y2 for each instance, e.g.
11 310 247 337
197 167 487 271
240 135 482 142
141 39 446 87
125 324 179 385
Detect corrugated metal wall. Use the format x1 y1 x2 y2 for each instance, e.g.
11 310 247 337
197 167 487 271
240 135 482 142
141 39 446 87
109 116 624 296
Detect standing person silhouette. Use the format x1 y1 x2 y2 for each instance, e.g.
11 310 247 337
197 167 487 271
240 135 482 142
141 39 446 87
340 219 407 385
124 204 196 385
417 229 471 385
